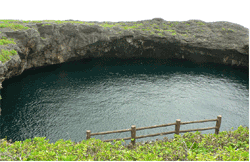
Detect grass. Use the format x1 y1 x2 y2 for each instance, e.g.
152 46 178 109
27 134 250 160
157 33 164 36
0 20 29 30
0 19 238 51
0 19 236 39
0 125 248 161
0 36 17 63
222 27 234 32
0 49 18 63
197 21 205 26
181 34 188 37
0 36 16 45
41 24 52 26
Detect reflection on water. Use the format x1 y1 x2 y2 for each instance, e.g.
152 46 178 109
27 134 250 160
0 58 249 144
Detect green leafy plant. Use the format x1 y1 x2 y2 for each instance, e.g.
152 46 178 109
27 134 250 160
0 125 241 161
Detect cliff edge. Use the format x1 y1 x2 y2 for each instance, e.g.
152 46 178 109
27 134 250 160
0 18 249 89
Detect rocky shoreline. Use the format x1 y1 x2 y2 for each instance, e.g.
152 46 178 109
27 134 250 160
0 18 249 89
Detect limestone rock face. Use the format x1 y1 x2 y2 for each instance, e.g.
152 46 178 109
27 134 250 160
0 19 249 89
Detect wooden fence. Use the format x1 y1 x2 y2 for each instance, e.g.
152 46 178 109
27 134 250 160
86 115 222 145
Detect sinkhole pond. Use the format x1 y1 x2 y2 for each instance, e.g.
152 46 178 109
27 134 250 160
0 57 249 144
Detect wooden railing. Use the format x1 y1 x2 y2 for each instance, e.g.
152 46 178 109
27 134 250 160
86 115 222 145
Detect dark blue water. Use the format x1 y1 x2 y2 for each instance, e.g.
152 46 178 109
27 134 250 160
0 57 249 144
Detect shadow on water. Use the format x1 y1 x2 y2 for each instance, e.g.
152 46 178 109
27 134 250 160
0 57 249 144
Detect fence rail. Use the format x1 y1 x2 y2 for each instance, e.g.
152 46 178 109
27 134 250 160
86 115 222 145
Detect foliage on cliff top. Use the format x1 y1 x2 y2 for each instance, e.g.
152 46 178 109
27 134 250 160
0 20 29 30
0 49 17 63
0 19 244 40
0 36 17 64
0 36 16 45
0 125 248 161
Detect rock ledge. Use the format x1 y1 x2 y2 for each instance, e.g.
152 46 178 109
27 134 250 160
0 18 249 89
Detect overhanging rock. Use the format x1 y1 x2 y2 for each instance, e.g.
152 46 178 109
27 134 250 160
0 18 249 89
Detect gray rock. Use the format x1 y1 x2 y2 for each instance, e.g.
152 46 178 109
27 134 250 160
0 19 248 89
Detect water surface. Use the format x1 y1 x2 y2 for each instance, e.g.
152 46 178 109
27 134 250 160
1 57 249 143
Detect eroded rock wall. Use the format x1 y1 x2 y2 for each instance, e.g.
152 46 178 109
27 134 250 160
0 19 249 89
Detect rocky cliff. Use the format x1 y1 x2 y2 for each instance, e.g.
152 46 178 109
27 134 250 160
0 18 249 89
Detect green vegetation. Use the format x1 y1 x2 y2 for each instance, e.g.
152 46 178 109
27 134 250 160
0 36 17 63
0 20 29 30
100 23 117 28
23 20 42 23
174 22 179 25
181 34 188 37
197 21 205 26
0 22 29 31
157 33 164 36
163 29 177 36
0 19 237 44
0 49 17 63
41 24 52 26
165 29 175 33
0 126 248 161
0 19 209 38
222 28 234 32
141 28 151 31
169 23 174 27
121 23 144 30
0 37 16 45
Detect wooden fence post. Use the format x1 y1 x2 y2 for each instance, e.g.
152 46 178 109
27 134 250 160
86 130 91 140
215 115 222 135
175 119 181 135
131 125 136 146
